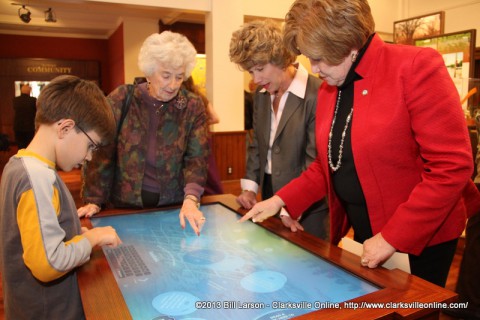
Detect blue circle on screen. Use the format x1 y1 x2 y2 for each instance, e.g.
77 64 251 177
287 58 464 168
208 254 246 271
241 270 287 293
183 249 225 265
152 291 198 316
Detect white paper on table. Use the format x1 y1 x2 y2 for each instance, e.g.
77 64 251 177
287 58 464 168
341 237 411 273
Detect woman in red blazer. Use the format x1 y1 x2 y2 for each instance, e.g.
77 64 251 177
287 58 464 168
240 0 479 287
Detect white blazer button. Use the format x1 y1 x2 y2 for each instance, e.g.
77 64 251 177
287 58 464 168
362 89 368 95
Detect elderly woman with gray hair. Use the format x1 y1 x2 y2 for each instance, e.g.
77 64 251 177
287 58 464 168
78 31 209 235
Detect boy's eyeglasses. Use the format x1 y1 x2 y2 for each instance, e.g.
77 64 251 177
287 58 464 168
76 126 100 152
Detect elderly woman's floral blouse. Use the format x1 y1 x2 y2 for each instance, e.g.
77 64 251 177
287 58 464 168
81 84 209 208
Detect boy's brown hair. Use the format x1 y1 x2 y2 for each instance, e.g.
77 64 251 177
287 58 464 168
35 75 115 145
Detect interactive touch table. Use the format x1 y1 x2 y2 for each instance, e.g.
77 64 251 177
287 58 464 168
78 194 457 320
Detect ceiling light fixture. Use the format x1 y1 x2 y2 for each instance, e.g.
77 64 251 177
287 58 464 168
44 7 56 23
18 5 31 23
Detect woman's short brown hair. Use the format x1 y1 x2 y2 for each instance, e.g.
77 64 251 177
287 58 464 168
36 75 115 144
229 19 297 71
283 0 375 66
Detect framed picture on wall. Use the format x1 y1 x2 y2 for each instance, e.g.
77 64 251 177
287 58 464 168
415 29 477 115
415 29 476 79
393 11 445 45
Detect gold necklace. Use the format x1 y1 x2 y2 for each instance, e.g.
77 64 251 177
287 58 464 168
328 90 354 172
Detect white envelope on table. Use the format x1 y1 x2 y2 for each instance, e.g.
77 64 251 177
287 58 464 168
341 237 411 273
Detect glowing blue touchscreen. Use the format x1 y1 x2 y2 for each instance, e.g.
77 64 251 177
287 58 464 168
91 203 378 320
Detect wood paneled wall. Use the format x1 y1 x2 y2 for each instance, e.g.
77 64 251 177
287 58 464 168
159 21 205 54
211 131 246 180
1 132 247 183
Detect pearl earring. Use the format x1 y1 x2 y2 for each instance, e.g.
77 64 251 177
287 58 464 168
351 52 358 62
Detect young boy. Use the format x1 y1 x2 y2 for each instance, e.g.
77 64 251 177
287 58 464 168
0 75 122 319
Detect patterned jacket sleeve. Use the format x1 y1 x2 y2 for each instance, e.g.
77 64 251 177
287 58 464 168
183 90 210 190
81 85 129 206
